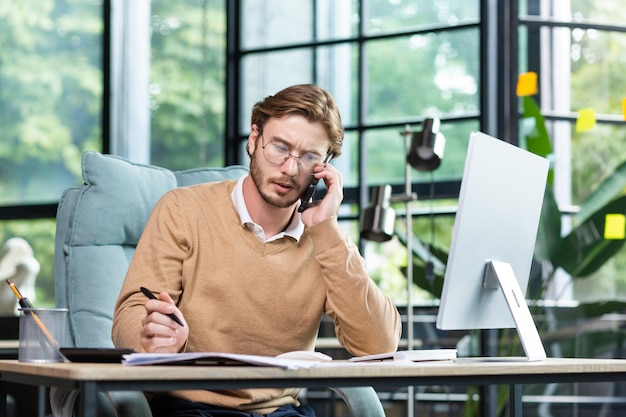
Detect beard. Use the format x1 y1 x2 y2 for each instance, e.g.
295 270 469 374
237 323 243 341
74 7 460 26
249 154 304 208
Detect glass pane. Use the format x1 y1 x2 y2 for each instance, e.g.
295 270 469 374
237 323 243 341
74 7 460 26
523 0 626 26
571 0 626 25
241 0 358 49
363 236 411 304
524 26 626 115
364 29 480 125
364 127 407 186
0 1 102 205
150 0 226 170
316 0 359 41
241 0 313 49
0 219 57 309
334 131 358 188
570 29 626 115
570 122 626 205
239 45 356 135
364 119 479 187
240 49 314 134
573 254 626 301
362 206 458 304
315 44 358 126
364 0 480 35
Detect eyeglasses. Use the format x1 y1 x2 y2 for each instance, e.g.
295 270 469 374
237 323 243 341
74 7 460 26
262 140 325 175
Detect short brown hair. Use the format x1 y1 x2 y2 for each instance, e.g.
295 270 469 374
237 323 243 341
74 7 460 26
250 84 344 157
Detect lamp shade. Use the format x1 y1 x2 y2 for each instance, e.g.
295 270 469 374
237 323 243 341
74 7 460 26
360 185 396 242
407 118 446 172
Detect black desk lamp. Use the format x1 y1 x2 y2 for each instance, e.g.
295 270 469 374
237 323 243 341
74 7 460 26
407 118 446 172
360 185 395 242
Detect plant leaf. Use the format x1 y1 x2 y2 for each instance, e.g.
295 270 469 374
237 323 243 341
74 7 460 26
551 195 626 277
574 160 626 225
521 96 554 185
548 300 626 320
395 228 446 298
534 186 562 262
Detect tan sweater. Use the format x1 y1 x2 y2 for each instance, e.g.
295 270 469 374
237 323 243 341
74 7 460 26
112 179 401 413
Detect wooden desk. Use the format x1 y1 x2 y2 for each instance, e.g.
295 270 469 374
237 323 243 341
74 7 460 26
3 357 626 417
0 343 47 417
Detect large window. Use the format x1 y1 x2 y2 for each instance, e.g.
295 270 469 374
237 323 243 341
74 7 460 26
519 0 626 301
2 0 624 309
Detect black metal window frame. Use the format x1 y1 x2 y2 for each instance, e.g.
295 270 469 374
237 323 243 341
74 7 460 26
2 0 520 224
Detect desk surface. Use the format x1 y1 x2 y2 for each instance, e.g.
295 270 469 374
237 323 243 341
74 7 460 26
2 357 626 387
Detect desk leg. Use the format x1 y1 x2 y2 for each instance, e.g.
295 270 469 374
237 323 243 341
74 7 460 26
37 386 45 417
510 384 522 417
481 385 498 417
77 382 98 417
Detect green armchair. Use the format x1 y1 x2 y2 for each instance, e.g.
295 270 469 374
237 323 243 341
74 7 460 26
54 151 385 417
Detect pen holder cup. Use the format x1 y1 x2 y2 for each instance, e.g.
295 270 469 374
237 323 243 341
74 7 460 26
18 308 68 363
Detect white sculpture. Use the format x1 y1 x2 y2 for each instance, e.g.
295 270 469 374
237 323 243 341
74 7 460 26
0 237 40 315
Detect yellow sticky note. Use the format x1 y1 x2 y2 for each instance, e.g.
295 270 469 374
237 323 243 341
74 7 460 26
622 98 626 120
576 108 596 132
604 213 626 240
516 72 538 96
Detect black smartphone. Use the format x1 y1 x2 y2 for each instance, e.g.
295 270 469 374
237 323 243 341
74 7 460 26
297 153 334 213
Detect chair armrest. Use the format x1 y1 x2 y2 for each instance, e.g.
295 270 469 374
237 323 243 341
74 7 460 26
50 388 151 417
330 386 386 417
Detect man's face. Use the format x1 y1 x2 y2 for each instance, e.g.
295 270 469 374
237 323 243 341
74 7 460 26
249 114 330 208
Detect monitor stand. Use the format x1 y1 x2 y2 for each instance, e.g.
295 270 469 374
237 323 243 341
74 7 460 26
483 260 547 361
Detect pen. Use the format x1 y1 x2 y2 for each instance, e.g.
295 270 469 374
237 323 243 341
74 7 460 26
140 287 185 327
5 278 59 348
6 278 34 309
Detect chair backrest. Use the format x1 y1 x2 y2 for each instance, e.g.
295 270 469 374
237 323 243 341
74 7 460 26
54 151 248 347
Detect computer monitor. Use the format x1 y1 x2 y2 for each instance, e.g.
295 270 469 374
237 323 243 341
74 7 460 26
436 131 549 361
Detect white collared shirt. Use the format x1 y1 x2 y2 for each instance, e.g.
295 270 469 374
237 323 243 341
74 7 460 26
231 176 304 243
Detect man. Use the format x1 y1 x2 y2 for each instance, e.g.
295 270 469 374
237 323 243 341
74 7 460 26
112 84 401 416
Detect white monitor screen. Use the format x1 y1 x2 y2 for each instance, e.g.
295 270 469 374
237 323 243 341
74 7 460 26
436 131 549 331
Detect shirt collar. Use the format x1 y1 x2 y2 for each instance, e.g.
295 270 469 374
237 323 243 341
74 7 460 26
231 175 304 242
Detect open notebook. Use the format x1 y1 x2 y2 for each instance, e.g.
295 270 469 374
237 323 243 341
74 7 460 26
122 350 332 369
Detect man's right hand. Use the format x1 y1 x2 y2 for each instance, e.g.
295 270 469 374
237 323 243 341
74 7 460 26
141 291 188 353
